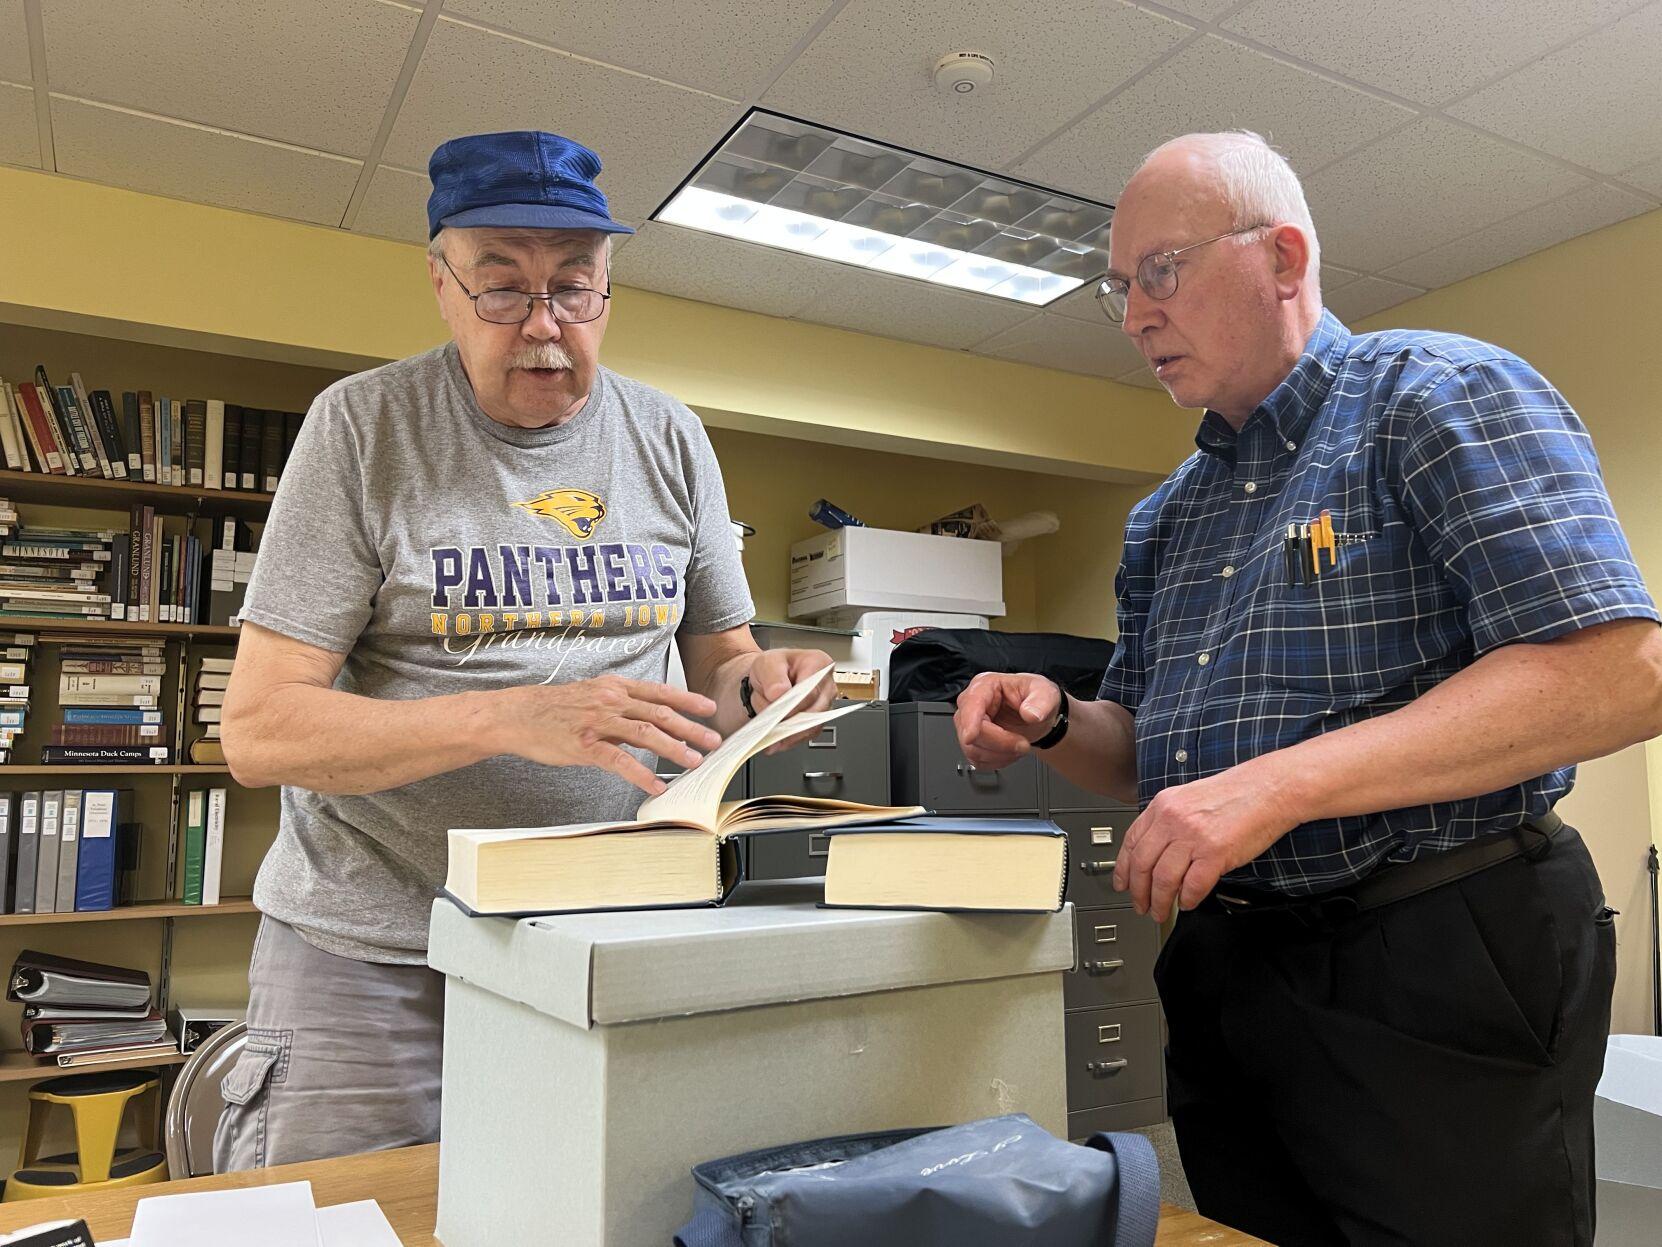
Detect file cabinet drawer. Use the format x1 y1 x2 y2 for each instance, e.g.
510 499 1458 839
747 704 890 807
1055 811 1134 909
1068 1098 1167 1140
745 829 834 880
1065 1003 1163 1112
1045 766 1123 812
1064 908 1160 1010
889 705 1040 811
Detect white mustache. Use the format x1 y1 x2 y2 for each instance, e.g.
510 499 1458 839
508 343 576 370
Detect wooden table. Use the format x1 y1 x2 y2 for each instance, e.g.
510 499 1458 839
0 1144 1265 1244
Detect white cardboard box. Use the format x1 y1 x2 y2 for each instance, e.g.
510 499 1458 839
429 881 1071 1247
1596 1034 1662 1244
789 527 1004 620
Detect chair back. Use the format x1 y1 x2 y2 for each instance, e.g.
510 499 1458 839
163 1021 248 1177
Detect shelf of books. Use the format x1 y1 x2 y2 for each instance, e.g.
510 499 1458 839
0 357 288 1083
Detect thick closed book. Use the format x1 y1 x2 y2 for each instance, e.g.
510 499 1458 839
0 794 12 915
203 787 226 906
33 791 61 914
820 817 1069 912
72 789 125 912
8 950 151 1009
445 668 923 917
24 1007 167 1055
53 790 81 914
181 788 206 904
13 793 39 914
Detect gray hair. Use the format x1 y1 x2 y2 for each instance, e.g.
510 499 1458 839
1139 130 1320 291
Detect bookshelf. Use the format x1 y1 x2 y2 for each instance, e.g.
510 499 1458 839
0 454 271 1090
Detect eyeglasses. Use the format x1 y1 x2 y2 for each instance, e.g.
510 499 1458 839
1095 225 1270 323
441 254 611 325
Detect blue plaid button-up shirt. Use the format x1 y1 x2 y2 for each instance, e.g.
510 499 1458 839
1099 310 1657 895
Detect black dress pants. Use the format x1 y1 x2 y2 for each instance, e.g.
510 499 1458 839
1158 825 1616 1247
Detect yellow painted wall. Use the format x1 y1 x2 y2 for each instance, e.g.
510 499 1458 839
1359 204 1662 1034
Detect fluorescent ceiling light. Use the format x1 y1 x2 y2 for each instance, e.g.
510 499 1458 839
651 110 1113 307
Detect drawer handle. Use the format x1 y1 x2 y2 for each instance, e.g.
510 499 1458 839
1077 858 1117 875
955 762 1001 786
807 833 830 858
802 771 843 782
808 727 837 749
1087 1059 1129 1076
1084 959 1124 975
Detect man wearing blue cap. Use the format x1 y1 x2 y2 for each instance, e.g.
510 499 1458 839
213 132 834 1169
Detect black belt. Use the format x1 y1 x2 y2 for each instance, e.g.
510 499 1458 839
1206 810 1565 925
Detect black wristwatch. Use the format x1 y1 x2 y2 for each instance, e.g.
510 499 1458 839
1032 679 1070 750
739 674 759 719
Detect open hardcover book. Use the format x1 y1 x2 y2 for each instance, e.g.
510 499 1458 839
445 667 924 916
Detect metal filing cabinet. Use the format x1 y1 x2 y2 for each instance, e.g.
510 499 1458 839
746 701 891 880
890 702 1167 1136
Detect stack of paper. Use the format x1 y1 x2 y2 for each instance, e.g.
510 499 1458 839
101 1181 399 1247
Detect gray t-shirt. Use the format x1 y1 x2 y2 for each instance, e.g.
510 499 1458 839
240 342 754 963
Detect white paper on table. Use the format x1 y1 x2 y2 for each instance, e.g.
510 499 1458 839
317 1200 400 1246
126 1180 321 1247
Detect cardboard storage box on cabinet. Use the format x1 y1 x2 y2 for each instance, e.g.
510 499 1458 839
789 526 1004 620
429 880 1072 1247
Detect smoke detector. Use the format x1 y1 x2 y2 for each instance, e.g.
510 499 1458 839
933 51 995 96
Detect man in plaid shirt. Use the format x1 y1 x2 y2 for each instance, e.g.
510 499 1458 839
956 131 1660 1246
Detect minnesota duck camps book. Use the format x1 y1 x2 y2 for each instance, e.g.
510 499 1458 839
444 667 925 916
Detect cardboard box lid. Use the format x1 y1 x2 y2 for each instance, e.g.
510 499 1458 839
428 880 1074 1031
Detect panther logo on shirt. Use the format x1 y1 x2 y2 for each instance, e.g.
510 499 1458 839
515 488 607 540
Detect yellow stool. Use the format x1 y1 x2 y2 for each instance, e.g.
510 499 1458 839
4 1070 168 1200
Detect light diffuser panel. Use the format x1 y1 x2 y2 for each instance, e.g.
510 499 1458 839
652 110 1113 307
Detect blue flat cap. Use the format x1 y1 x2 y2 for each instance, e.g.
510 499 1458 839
427 130 635 239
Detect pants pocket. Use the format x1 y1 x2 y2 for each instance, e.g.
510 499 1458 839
212 1029 288 1172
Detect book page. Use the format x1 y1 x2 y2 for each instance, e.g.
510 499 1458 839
635 664 836 828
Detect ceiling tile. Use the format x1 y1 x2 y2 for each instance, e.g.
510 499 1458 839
1046 282 1111 325
441 0 831 99
1015 34 1411 201
1 0 29 84
1152 0 1239 20
1620 156 1662 199
354 164 431 244
974 311 1147 378
383 17 741 226
0 81 38 169
50 96 362 227
1320 264 1362 293
1222 0 1635 108
1114 366 1163 390
41 0 418 159
1302 118 1586 272
1381 181 1655 289
1447 3 1662 176
1325 275 1424 323
795 271 1036 350
610 222 843 318
763 0 1192 170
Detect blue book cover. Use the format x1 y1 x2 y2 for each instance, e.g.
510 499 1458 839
0 709 24 728
72 789 123 912
62 708 163 725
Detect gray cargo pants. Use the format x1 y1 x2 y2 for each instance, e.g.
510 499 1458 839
213 915 445 1172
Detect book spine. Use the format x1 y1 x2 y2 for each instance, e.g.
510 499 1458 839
122 391 143 476
90 389 129 479
155 397 169 488
35 371 80 475
0 382 22 470
108 535 127 621
59 693 160 707
240 409 261 489
14 793 39 915
203 788 225 907
62 660 164 675
60 674 163 695
34 790 61 913
261 409 283 491
63 708 163 724
223 405 243 490
185 400 207 486
139 506 155 624
182 789 206 904
159 535 173 624
50 725 165 746
72 375 115 478
8 383 32 472
56 383 100 475
204 399 224 490
17 384 65 473
137 392 157 482
0 794 12 915
54 791 80 913
40 745 169 763
170 398 184 486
